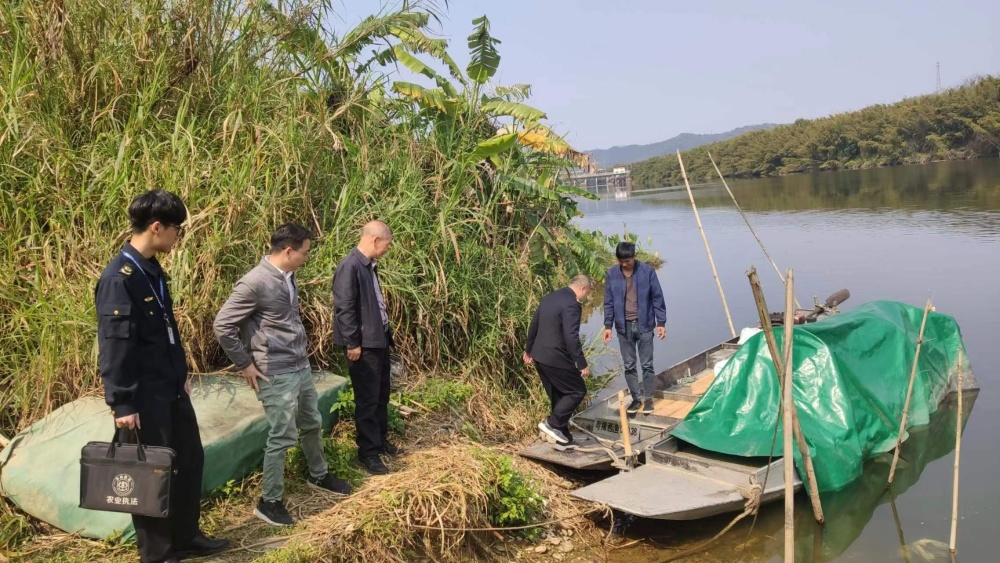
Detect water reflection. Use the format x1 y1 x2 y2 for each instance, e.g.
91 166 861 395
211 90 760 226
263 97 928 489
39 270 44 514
786 391 977 561
579 159 1000 238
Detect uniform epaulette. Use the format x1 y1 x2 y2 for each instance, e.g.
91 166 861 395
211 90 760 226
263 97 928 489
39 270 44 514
119 264 134 276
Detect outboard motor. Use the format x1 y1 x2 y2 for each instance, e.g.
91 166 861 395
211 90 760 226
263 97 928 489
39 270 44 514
824 289 850 310
770 289 850 325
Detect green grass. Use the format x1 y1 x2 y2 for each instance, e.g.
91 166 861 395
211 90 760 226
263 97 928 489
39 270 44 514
0 496 34 552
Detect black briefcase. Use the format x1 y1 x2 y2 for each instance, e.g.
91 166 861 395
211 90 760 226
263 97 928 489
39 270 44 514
79 427 176 518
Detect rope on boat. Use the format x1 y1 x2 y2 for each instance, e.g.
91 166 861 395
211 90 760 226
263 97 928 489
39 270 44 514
569 421 636 470
654 478 764 562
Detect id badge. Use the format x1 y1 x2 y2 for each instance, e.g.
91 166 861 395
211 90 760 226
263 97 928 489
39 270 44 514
167 325 176 345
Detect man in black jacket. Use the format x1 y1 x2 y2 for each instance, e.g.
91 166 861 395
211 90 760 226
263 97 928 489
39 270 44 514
332 220 400 475
95 190 228 563
523 275 593 445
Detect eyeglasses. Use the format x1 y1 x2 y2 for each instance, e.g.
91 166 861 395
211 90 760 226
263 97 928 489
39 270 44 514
161 223 185 237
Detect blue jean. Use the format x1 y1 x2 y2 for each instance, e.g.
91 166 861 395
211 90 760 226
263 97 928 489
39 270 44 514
619 320 654 401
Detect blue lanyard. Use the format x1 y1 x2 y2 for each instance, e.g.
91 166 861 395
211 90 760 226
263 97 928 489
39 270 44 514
121 251 171 328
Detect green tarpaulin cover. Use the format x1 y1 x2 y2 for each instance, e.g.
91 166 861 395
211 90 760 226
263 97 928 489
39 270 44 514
671 301 968 492
0 371 347 540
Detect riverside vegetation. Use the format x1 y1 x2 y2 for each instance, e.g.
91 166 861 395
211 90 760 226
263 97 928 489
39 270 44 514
0 0 627 560
630 76 1000 188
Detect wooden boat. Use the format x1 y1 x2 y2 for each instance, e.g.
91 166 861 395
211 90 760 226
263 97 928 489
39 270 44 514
569 300 978 522
572 371 979 521
519 290 850 472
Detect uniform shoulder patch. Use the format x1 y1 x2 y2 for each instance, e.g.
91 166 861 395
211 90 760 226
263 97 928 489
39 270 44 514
119 264 133 276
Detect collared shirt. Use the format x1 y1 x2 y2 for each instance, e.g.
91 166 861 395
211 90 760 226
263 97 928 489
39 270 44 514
371 259 389 327
264 256 296 302
354 250 389 327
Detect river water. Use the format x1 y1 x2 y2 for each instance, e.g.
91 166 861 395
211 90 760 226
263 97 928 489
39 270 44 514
572 159 1000 561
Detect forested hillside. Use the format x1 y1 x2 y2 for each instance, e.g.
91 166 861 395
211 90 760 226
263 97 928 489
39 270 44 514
631 77 1000 188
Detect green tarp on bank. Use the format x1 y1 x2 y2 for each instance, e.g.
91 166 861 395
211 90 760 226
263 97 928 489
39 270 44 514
0 371 347 541
671 301 968 493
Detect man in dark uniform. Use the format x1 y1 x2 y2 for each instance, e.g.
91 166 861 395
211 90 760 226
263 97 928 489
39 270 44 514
332 220 400 475
523 274 593 445
95 189 229 563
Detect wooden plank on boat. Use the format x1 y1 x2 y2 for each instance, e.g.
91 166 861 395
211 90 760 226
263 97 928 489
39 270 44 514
651 399 683 416
691 373 716 395
669 403 695 419
665 400 695 418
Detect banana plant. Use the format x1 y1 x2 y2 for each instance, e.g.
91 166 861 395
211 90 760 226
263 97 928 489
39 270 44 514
384 14 601 276
262 5 604 278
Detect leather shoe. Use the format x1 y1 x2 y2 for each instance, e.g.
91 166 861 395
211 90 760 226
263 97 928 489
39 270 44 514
175 533 230 559
360 455 390 475
381 441 403 456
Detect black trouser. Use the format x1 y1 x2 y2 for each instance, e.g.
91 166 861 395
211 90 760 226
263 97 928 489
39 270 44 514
123 395 204 563
348 347 391 458
534 361 587 437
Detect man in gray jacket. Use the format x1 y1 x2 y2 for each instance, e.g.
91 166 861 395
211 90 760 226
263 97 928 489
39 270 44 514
213 223 351 527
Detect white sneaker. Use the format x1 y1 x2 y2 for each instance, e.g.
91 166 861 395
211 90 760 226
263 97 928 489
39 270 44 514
538 421 569 445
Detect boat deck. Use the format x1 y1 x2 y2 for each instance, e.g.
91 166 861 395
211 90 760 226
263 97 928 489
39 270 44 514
572 458 799 520
573 435 802 520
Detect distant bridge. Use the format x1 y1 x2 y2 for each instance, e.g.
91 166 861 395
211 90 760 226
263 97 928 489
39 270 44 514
565 168 632 196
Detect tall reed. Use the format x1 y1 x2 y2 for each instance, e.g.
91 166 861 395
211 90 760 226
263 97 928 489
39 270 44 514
0 0 605 436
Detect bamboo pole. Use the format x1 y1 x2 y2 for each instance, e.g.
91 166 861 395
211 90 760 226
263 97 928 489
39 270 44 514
888 488 912 563
812 522 824 563
950 346 965 554
677 150 736 338
747 267 825 524
617 390 634 459
709 152 801 310
888 297 933 485
782 268 796 562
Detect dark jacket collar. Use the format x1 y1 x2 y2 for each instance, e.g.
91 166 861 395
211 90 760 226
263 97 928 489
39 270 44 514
122 242 163 278
351 247 376 268
560 286 578 302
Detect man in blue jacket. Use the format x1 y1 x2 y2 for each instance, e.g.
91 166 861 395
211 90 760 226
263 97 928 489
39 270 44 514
603 242 667 415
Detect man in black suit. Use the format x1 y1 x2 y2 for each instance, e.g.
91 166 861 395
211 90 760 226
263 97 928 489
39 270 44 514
523 275 593 445
332 220 401 475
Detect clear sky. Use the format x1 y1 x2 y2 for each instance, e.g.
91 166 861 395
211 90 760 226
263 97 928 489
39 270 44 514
328 0 999 150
